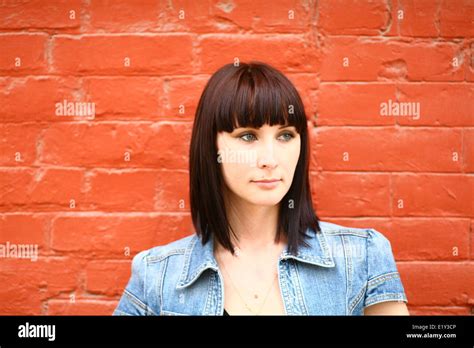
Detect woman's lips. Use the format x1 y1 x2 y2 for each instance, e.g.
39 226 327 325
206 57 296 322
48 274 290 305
251 179 281 189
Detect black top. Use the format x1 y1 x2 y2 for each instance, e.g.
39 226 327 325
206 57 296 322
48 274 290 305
223 308 230 316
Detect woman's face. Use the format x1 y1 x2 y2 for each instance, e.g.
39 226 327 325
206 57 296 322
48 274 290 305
216 123 301 207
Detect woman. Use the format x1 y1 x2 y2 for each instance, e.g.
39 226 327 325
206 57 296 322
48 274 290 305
114 62 409 316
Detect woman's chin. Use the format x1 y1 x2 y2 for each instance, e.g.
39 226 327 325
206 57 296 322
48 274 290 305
245 196 284 207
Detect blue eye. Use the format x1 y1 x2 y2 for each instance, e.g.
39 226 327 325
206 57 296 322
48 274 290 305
240 133 257 142
279 132 295 142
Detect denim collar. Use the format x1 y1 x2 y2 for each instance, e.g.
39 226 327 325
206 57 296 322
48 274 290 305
176 227 335 289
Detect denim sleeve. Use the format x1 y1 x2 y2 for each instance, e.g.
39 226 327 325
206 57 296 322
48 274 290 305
364 229 408 308
113 249 158 316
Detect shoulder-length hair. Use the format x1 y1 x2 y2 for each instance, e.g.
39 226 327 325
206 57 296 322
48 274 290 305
189 61 321 256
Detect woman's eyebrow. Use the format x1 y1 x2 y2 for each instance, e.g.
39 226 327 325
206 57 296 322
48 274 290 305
235 125 294 131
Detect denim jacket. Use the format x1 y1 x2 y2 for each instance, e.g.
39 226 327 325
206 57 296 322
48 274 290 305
113 221 408 315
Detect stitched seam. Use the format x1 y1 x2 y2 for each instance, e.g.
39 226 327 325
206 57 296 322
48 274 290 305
365 293 408 307
124 289 147 311
292 261 309 315
323 229 369 238
349 283 367 314
148 249 186 263
341 235 352 315
179 236 197 284
366 231 369 304
158 256 168 315
144 252 149 315
279 261 291 314
124 290 157 316
368 272 400 290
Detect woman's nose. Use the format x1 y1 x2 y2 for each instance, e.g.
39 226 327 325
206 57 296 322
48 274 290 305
256 140 278 169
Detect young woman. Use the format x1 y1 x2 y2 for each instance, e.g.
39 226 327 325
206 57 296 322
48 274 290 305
114 62 409 316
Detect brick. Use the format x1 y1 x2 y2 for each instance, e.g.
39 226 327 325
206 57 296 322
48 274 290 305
311 172 391 217
0 77 81 122
439 0 474 37
308 120 318 172
87 0 158 32
397 83 474 126
0 261 43 314
0 124 41 165
154 170 190 212
40 258 83 296
399 262 474 305
386 218 471 261
30 169 84 209
321 37 464 81
199 35 320 74
82 77 163 120
0 34 48 74
0 0 81 30
85 170 158 211
313 127 462 172
164 75 209 120
0 214 46 248
392 174 473 217
466 41 474 82
463 130 474 173
154 0 215 33
471 220 474 259
0 169 33 207
86 261 130 296
316 83 397 126
287 73 319 120
398 0 439 37
52 35 194 75
318 0 389 35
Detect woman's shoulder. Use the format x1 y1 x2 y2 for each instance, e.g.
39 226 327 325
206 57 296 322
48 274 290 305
318 220 402 281
317 220 397 268
318 220 393 250
315 221 408 310
135 233 196 264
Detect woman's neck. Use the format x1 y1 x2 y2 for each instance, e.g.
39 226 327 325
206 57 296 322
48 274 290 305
216 199 286 255
227 206 278 252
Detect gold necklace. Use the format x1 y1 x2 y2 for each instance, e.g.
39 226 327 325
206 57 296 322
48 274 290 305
216 251 278 315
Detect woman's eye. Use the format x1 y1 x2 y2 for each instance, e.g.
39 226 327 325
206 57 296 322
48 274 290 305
240 133 257 142
279 132 295 142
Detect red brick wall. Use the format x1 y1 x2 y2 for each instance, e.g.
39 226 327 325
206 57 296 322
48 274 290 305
0 0 472 315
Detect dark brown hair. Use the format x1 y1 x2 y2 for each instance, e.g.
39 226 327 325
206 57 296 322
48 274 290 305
189 61 320 256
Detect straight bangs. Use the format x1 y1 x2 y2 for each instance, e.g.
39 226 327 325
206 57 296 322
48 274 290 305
214 63 307 134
